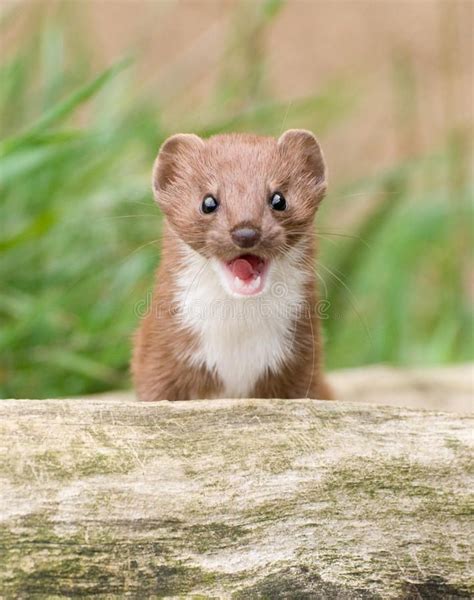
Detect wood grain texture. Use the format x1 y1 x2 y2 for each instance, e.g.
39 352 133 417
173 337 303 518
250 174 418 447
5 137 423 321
0 397 473 598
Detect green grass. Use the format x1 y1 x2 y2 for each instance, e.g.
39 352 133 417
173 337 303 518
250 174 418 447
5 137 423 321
1 3 472 398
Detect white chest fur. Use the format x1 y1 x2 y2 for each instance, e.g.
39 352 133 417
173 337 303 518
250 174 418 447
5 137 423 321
174 243 310 398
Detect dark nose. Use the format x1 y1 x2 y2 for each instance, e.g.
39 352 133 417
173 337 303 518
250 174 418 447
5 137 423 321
231 227 261 249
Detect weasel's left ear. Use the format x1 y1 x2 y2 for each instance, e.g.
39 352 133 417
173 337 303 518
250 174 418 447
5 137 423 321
277 129 327 195
152 133 204 203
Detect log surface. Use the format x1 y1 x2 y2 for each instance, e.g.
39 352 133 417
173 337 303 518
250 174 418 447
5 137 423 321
0 397 473 598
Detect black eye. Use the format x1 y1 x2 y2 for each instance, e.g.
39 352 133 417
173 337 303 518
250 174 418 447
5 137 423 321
201 195 219 214
270 191 287 211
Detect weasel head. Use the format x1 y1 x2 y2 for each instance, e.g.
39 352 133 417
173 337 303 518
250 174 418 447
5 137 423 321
152 130 327 297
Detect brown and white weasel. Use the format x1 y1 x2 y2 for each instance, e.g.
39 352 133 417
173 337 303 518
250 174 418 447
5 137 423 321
132 129 332 400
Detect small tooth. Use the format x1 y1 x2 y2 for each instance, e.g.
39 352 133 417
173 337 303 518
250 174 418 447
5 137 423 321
234 276 244 290
252 276 261 290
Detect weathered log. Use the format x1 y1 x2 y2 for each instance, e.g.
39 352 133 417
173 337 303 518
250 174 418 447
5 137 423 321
0 396 472 598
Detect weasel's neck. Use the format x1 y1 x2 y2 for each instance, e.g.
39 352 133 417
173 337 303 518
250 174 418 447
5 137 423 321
168 235 315 398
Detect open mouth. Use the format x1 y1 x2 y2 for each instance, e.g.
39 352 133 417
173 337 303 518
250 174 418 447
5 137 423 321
220 254 270 296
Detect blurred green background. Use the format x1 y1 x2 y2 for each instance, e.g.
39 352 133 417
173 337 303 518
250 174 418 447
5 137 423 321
1 0 472 398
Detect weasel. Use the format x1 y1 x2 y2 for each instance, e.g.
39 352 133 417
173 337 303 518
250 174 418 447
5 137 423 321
132 129 332 400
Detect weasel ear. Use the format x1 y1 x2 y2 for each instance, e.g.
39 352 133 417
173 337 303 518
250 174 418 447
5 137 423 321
277 129 327 191
152 133 204 199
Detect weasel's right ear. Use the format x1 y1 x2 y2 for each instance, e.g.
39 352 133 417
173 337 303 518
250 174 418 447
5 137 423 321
152 133 204 201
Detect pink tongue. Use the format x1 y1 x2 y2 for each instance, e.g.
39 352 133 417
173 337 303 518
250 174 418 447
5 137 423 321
231 258 255 281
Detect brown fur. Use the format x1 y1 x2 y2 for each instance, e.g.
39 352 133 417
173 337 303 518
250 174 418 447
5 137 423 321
132 130 333 400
